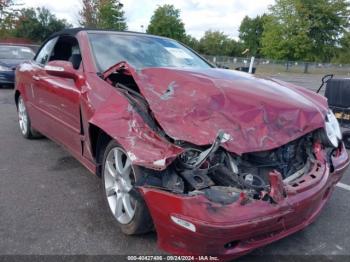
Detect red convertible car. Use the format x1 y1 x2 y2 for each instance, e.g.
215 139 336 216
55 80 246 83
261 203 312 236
15 28 349 259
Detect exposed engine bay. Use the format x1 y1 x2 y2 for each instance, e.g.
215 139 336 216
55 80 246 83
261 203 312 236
136 130 328 205
104 65 338 205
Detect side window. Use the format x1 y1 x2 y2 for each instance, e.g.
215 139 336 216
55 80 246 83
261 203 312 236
35 37 58 65
49 36 82 70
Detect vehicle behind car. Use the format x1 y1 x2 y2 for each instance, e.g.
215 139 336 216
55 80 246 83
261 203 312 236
0 44 36 88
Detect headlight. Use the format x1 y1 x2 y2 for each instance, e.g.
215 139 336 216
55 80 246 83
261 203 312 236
0 65 11 71
324 110 342 147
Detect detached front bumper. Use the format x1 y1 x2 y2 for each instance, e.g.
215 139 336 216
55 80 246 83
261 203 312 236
140 143 349 260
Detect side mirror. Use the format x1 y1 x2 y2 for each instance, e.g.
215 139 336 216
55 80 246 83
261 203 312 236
44 60 78 80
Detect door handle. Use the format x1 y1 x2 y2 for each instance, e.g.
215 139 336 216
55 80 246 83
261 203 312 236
32 75 40 81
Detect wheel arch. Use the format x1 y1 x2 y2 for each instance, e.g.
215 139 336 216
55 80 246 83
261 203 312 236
14 90 20 109
88 123 113 177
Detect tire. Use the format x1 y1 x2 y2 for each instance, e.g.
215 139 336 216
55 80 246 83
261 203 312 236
101 140 153 235
17 95 42 139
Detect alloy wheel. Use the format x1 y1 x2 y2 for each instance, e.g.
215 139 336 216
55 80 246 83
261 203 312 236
103 147 136 224
18 97 28 135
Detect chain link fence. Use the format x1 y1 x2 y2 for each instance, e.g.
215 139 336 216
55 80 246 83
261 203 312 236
202 55 350 76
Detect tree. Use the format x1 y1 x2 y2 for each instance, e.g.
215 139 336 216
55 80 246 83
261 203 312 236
0 0 20 36
198 30 242 56
79 0 127 30
147 4 186 42
239 14 267 57
79 0 97 27
13 7 71 42
261 0 350 62
332 32 350 64
229 40 244 57
183 34 199 51
97 0 127 30
0 0 15 23
0 0 12 23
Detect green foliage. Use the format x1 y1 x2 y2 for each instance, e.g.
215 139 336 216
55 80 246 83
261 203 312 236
147 4 186 42
239 15 267 57
79 0 127 30
0 14 15 37
332 32 350 64
182 34 199 50
97 0 127 30
79 0 98 28
12 7 71 42
0 0 20 37
198 30 243 56
0 0 15 23
261 0 350 62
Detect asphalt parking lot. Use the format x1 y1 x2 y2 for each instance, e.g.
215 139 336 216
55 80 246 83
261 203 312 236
1 74 350 261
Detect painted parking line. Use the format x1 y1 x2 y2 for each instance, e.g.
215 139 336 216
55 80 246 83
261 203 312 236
336 182 350 191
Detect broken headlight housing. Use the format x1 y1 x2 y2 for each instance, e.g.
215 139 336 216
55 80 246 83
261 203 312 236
324 110 342 148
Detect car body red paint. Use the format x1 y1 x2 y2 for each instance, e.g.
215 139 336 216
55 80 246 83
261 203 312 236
15 29 349 259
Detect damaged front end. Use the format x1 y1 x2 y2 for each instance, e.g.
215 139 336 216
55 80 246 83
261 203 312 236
135 132 348 259
101 61 349 258
135 128 338 205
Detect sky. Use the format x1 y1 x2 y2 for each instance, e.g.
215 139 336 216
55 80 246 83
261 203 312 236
22 0 275 39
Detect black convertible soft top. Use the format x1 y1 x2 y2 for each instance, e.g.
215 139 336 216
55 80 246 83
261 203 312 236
47 28 148 40
48 28 85 39
37 28 150 58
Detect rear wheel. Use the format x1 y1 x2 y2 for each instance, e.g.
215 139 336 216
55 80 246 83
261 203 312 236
101 140 153 235
17 96 41 139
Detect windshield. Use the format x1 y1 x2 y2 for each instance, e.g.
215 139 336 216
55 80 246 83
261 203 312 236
88 33 212 71
0 45 35 60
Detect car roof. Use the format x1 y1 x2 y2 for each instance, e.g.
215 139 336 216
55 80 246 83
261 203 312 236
36 28 187 68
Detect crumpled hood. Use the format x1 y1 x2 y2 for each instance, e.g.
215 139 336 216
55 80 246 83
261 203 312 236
129 67 328 155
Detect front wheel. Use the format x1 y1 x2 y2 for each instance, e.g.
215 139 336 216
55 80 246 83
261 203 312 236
101 140 153 235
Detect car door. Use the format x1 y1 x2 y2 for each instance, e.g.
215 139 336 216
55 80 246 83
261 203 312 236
33 36 83 157
26 37 58 132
